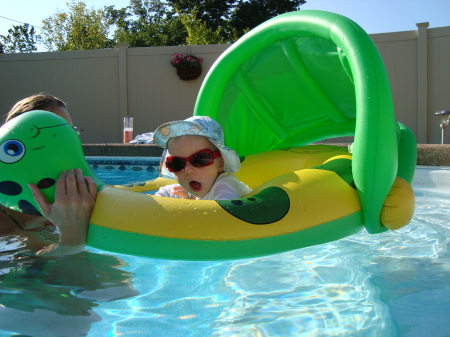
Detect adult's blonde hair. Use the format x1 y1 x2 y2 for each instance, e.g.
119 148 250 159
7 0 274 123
5 93 67 123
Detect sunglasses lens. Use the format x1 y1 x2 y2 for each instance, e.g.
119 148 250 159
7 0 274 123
191 152 213 167
166 157 186 172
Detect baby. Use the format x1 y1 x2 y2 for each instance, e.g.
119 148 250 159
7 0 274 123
153 116 252 200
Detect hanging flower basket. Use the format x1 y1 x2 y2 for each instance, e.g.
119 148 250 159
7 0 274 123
170 53 203 81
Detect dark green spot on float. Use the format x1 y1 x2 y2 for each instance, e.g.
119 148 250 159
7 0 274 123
0 181 23 196
217 186 290 225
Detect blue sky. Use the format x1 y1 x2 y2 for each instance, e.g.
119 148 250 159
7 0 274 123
301 0 450 34
1 0 449 44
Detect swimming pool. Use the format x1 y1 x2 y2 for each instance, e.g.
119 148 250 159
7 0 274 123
0 165 448 336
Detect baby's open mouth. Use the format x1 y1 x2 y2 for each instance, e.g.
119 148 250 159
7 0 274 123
189 181 202 192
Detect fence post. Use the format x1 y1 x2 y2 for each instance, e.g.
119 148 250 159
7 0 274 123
416 22 429 143
118 42 129 118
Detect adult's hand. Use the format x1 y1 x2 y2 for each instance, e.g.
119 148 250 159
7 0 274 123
28 168 97 256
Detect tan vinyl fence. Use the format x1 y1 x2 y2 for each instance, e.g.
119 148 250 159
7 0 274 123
1 23 449 144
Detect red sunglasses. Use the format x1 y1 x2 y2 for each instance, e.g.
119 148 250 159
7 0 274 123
165 148 222 172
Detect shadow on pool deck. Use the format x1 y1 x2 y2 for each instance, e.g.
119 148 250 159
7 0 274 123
82 144 450 167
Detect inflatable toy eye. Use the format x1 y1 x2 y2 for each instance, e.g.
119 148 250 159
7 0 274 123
0 140 26 163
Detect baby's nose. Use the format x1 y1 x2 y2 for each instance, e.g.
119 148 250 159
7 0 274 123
183 161 196 174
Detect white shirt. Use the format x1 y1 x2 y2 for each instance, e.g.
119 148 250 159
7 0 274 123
155 172 252 200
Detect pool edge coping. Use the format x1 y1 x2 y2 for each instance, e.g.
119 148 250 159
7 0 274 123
82 143 450 167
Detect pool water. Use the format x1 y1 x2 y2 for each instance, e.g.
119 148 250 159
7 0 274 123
88 156 160 185
0 167 449 336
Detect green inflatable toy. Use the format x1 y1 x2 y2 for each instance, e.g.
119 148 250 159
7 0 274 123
194 10 417 234
0 111 103 215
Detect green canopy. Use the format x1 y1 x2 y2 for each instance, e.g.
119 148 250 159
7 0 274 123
194 10 417 234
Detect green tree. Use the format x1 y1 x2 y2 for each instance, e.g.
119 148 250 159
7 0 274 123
39 0 306 50
106 0 185 47
0 24 39 53
167 0 235 31
168 0 305 42
41 1 113 51
177 8 222 45
230 0 306 37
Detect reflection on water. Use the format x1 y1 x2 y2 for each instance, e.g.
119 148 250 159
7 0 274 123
0 187 449 336
211 244 396 336
0 237 139 337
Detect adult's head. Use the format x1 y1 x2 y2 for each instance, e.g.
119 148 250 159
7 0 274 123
5 93 73 124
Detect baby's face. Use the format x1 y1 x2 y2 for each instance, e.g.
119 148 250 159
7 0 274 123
167 135 224 198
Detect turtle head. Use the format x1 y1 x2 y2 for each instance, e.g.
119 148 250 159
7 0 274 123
0 110 101 215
